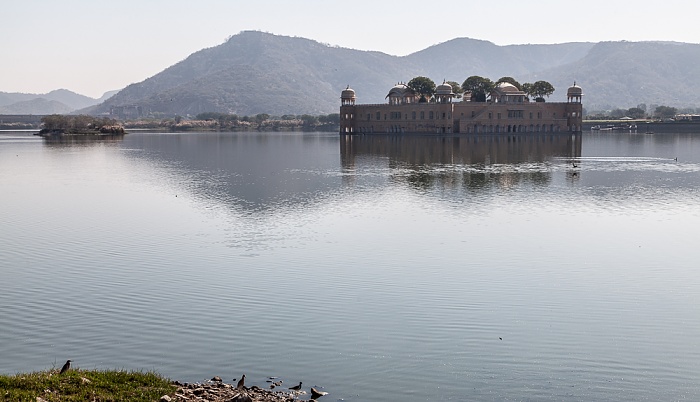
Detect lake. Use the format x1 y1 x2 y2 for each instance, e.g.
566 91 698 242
1 130 699 401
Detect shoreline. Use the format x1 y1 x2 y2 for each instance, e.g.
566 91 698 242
0 369 321 402
171 377 302 402
35 127 126 137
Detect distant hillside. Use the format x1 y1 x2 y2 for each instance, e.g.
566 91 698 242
97 90 119 103
42 89 97 110
404 39 595 84
0 92 36 108
0 89 94 110
0 98 72 114
528 41 700 110
87 31 419 117
81 31 700 117
0 88 118 114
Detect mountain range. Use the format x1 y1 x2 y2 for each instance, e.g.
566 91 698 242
6 31 700 117
0 89 117 115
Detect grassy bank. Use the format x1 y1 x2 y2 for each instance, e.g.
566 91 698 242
0 369 175 402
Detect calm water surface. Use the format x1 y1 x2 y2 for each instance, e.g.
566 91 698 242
1 130 699 401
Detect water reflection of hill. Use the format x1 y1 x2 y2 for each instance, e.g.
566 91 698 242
340 134 582 190
122 132 343 213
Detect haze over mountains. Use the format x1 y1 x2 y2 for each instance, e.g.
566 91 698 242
5 31 700 117
0 89 117 114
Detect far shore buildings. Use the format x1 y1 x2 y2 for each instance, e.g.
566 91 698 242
339 81 583 134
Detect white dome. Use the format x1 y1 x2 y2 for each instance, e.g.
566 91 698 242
496 82 519 92
341 86 356 99
436 81 454 95
567 83 583 95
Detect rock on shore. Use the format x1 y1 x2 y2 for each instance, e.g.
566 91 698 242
170 379 298 402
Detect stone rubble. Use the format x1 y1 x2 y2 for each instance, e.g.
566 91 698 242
169 379 301 402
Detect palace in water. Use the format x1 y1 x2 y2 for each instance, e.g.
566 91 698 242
339 81 583 134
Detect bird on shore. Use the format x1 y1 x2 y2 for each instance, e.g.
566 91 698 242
289 381 302 391
237 374 246 389
310 387 329 399
59 360 71 374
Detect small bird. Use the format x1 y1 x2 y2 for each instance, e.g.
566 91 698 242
289 381 302 391
237 374 246 389
59 360 71 374
572 162 578 168
311 387 328 398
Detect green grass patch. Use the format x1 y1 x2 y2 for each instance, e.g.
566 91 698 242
0 368 176 402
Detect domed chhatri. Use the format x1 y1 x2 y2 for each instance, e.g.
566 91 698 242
436 81 454 95
339 80 583 135
340 85 356 106
385 82 418 105
434 81 455 104
567 82 583 103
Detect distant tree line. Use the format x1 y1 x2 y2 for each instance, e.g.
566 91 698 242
585 104 697 120
123 113 340 132
404 76 555 103
193 112 340 131
195 112 338 123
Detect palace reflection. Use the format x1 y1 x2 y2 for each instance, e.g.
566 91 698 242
340 133 582 190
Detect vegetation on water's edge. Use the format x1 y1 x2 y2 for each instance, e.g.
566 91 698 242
38 115 125 136
124 112 340 132
0 369 175 402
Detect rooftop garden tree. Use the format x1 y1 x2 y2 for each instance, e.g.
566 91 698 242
525 80 555 102
461 76 494 102
446 80 464 99
407 76 436 102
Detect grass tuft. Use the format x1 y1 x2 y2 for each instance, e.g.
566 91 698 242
0 368 175 402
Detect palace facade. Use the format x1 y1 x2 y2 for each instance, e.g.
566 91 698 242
339 81 583 134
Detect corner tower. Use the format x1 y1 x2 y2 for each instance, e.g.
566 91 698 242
566 82 583 132
340 86 356 133
567 82 583 104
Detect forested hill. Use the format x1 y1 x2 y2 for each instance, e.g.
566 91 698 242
83 31 700 117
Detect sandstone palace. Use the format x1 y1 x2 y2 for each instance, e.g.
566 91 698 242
339 80 583 135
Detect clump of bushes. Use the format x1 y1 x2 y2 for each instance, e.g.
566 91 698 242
39 114 125 135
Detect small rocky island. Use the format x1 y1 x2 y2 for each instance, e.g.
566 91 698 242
36 114 125 137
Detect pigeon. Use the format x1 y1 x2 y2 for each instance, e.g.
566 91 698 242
237 374 246 389
59 360 71 374
289 381 302 391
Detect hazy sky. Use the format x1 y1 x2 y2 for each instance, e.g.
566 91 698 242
2 0 698 98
